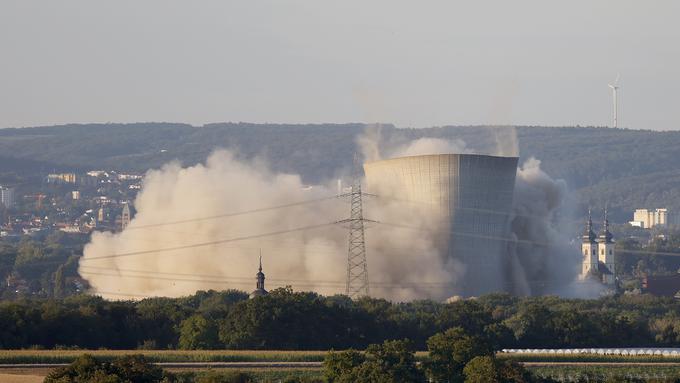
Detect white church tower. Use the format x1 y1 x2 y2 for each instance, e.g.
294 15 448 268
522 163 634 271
581 210 599 277
597 209 616 286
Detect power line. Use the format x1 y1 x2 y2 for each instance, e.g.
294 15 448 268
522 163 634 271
79 222 337 262
79 264 551 289
80 270 458 291
79 265 343 284
81 217 680 267
125 196 338 230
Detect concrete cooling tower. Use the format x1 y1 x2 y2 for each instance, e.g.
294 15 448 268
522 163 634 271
364 154 518 297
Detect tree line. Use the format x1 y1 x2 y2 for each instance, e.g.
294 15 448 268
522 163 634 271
2 288 680 350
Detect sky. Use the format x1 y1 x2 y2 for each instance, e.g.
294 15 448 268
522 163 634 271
1 1 679 130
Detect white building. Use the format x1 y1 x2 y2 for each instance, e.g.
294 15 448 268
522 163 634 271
630 208 673 228
581 210 616 287
0 186 15 208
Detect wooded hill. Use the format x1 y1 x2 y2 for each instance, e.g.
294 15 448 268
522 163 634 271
1 123 679 222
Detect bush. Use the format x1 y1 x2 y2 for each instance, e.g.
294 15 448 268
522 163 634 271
194 371 253 383
178 315 220 350
323 339 425 383
463 356 532 383
44 354 172 383
425 327 494 383
323 349 365 382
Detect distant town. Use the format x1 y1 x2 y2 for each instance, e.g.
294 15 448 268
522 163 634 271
1 170 141 237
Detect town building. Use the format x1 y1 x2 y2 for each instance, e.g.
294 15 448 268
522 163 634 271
630 208 677 228
580 210 616 287
47 173 77 184
0 186 15 208
249 256 268 299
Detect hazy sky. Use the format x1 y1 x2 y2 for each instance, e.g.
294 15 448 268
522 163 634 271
1 1 678 130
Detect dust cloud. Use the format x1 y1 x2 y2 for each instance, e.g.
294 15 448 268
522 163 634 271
508 158 586 296
79 150 453 301
80 128 589 301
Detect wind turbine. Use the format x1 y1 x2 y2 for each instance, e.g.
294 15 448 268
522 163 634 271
608 74 620 128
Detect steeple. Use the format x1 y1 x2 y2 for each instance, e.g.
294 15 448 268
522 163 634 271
598 208 614 244
256 255 265 290
249 252 268 299
582 208 596 243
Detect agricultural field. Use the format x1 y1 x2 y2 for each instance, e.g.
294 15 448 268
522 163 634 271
5 349 680 364
5 350 680 382
0 350 328 364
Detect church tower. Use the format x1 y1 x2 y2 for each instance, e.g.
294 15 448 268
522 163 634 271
581 210 599 278
121 203 131 230
249 255 268 299
597 209 616 286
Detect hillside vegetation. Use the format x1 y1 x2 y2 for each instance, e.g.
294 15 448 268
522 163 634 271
1 123 679 221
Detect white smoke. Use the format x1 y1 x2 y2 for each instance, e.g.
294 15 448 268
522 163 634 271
79 129 593 301
493 126 519 157
392 137 469 157
79 150 455 301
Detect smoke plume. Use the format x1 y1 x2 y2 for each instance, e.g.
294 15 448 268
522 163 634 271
79 150 454 301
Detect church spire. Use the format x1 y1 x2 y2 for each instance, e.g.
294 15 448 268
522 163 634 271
598 207 613 243
582 208 596 243
249 250 268 299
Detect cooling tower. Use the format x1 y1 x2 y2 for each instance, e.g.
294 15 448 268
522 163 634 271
364 154 518 297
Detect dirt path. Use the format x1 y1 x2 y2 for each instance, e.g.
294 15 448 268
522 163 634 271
0 373 44 383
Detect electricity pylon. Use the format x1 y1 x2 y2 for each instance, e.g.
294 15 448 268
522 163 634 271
338 154 373 299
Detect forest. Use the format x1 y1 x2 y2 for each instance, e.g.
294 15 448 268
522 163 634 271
2 288 680 351
1 123 680 222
